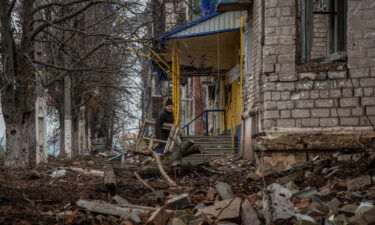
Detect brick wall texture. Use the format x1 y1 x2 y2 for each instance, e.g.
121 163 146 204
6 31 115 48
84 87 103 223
243 0 375 131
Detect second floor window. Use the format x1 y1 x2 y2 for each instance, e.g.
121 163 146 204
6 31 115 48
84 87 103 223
300 0 348 64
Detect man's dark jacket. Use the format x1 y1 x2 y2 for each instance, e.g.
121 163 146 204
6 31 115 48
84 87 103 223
155 109 174 140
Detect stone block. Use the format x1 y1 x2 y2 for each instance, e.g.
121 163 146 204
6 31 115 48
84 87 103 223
311 109 330 117
281 110 291 118
277 101 294 109
349 68 370 78
264 110 280 119
278 54 294 64
264 73 279 82
280 73 298 82
263 63 275 73
264 92 272 101
310 90 320 99
292 109 310 118
331 109 338 117
366 106 375 115
272 91 281 100
361 97 375 106
276 82 294 91
265 101 277 110
319 90 329 98
301 118 319 127
337 109 351 117
296 81 314 90
281 91 291 100
317 72 327 80
364 87 374 96
336 79 359 88
342 88 353 97
354 88 363 97
347 175 372 191
328 71 347 79
299 72 317 80
277 119 295 127
340 117 359 126
360 78 375 87
320 118 338 126
264 119 277 129
352 107 364 116
265 36 279 45
296 100 314 108
315 99 335 108
301 91 309 99
215 182 235 200
281 63 296 73
291 92 300 100
330 89 342 98
314 81 332 89
264 82 276 91
340 98 359 107
265 17 279 27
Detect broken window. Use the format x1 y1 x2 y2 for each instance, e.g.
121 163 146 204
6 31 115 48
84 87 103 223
300 0 348 63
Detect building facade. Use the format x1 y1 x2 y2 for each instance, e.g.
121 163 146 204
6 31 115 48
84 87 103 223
144 0 375 171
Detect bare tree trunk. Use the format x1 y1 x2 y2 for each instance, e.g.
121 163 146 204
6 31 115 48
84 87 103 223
35 47 48 164
1 0 37 168
35 77 48 164
64 75 73 158
78 106 86 155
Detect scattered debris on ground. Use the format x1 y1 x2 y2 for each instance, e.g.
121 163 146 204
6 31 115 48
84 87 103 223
1 150 375 225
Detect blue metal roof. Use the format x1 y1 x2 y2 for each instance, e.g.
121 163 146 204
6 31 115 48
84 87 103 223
159 11 241 40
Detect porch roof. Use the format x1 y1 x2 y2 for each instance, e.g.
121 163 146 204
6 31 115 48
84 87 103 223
159 11 242 40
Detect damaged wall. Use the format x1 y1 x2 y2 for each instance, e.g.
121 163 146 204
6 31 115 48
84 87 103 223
242 0 375 164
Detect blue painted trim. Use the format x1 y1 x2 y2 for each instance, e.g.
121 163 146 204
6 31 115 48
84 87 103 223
158 12 221 40
168 28 240 39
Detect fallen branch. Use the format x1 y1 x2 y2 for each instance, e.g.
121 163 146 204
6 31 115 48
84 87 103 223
134 171 156 192
148 137 178 187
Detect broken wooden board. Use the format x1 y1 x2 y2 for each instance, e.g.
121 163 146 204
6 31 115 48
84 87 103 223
76 200 155 221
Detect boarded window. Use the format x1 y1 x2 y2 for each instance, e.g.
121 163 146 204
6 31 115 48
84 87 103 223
301 0 347 63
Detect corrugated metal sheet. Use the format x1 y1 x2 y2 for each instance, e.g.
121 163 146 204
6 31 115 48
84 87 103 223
169 11 241 39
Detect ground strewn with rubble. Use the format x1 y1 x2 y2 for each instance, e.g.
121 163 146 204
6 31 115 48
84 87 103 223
0 151 375 225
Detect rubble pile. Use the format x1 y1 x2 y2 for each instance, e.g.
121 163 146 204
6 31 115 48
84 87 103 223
0 151 374 225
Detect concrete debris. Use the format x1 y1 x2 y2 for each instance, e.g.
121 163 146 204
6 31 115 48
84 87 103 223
293 188 318 200
200 197 241 222
262 183 294 224
347 175 372 191
165 193 191 210
50 169 67 178
215 182 235 200
241 199 260 225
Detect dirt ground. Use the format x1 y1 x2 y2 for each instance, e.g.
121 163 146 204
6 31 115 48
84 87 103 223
1 152 375 225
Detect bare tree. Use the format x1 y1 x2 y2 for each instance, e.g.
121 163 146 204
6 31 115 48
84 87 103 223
0 0 142 168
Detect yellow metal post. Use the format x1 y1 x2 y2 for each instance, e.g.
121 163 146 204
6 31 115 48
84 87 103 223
171 41 181 126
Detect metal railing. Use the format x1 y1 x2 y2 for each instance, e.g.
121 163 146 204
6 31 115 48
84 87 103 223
181 109 225 136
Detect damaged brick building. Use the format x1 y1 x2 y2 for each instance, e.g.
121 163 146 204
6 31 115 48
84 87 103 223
240 0 375 170
144 0 375 170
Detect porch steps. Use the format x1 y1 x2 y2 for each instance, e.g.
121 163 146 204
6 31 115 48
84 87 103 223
180 135 238 165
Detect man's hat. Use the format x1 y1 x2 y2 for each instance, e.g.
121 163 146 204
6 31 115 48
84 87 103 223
165 98 173 106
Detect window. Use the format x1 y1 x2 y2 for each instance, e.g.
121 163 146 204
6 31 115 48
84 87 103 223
301 0 347 63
